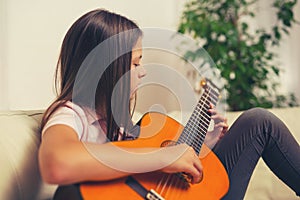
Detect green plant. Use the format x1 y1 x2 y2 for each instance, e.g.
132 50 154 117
178 0 299 111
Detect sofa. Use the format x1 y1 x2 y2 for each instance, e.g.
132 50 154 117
0 107 299 200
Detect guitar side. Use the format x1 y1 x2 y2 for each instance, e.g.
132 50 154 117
80 112 229 199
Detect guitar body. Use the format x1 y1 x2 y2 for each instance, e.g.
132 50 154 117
79 112 229 199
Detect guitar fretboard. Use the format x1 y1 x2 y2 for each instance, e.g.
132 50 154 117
177 79 219 155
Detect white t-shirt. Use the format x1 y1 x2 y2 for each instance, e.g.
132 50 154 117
42 101 107 143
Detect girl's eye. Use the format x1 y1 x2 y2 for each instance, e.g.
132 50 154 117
134 64 140 67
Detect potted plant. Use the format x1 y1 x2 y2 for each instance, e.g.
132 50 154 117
178 0 299 111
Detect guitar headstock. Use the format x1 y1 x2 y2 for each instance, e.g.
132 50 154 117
200 78 221 94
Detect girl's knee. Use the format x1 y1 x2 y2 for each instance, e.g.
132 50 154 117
242 107 274 121
237 107 280 133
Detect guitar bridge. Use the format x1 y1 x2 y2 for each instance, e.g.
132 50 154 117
145 189 165 200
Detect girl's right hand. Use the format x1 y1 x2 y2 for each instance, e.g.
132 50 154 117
161 144 203 184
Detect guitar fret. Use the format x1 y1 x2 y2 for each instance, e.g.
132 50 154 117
183 124 207 142
180 134 204 148
183 126 206 141
186 110 209 129
191 107 211 123
187 118 209 133
185 121 207 140
189 118 209 132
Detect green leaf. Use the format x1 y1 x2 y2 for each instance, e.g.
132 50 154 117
177 0 299 111
271 66 280 76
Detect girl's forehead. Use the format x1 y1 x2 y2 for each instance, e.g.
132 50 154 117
132 38 143 60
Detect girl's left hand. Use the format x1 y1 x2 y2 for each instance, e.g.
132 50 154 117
204 105 229 147
208 106 228 140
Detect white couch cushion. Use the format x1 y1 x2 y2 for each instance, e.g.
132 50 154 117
0 111 57 200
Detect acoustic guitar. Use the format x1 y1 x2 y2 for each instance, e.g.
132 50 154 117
54 79 229 200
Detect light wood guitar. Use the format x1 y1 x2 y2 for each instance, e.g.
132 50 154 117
54 79 229 200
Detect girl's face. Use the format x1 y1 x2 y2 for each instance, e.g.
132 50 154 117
130 37 146 97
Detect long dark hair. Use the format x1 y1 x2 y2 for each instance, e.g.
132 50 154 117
41 9 142 141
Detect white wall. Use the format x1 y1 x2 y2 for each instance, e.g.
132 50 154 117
0 0 183 110
278 5 300 101
0 0 299 110
0 0 8 110
256 0 300 103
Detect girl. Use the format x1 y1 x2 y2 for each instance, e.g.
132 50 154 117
38 9 300 199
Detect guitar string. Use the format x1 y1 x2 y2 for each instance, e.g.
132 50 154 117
164 87 214 197
190 88 213 150
184 107 210 145
157 84 217 197
182 87 218 153
178 88 218 148
165 175 182 199
191 88 219 153
164 174 179 198
170 86 219 191
156 173 171 196
191 87 213 153
178 88 210 146
180 87 216 151
158 173 185 199
155 82 219 198
155 174 164 191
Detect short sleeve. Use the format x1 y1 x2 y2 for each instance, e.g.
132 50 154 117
42 105 85 140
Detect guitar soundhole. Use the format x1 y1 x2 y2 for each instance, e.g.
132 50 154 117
160 140 176 147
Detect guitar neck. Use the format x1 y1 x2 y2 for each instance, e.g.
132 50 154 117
177 79 220 155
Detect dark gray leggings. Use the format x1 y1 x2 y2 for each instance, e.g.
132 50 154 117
213 108 300 199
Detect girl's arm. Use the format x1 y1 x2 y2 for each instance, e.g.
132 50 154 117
39 124 202 185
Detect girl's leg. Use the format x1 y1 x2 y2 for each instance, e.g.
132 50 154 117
213 108 300 199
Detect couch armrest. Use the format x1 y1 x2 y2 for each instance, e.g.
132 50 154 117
0 111 57 200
